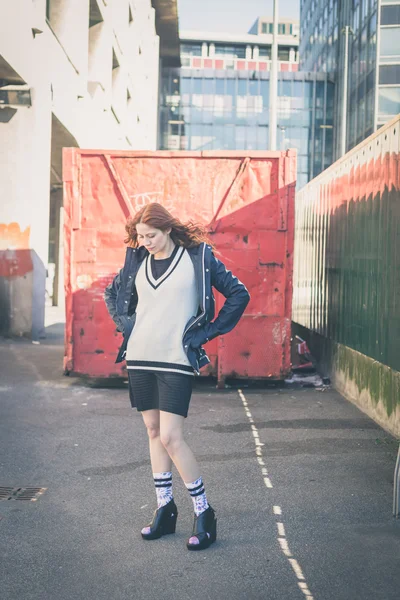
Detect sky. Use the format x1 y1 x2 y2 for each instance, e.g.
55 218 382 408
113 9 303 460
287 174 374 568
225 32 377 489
177 0 300 34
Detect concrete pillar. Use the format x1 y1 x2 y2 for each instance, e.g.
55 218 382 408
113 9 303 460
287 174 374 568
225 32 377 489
253 45 260 60
0 84 52 338
246 45 252 60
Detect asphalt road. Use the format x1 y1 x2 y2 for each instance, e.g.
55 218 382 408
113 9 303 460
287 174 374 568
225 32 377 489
0 322 399 600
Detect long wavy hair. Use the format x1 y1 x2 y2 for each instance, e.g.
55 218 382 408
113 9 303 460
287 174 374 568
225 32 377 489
125 203 214 249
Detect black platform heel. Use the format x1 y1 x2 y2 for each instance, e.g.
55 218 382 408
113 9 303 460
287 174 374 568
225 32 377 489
186 505 217 551
141 499 178 540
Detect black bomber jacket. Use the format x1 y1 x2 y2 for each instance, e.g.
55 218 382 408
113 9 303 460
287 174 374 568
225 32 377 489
104 242 250 374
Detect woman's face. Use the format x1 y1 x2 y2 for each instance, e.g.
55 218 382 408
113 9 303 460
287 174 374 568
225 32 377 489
136 222 171 255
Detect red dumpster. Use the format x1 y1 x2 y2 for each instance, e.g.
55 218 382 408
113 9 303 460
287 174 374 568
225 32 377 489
63 149 296 382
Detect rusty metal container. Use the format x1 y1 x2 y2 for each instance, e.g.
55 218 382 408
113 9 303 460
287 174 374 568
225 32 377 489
63 149 296 382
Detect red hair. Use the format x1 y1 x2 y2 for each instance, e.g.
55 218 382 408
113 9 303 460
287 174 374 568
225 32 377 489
125 203 213 249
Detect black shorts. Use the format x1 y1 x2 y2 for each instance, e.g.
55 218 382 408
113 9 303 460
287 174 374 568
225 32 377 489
128 370 193 418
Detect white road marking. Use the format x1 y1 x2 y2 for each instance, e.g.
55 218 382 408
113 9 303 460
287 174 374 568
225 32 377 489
264 476 273 488
298 581 314 599
278 537 292 557
238 389 314 599
289 558 305 580
277 522 286 537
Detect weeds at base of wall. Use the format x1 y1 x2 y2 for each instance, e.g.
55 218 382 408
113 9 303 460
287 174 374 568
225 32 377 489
333 344 400 438
292 322 400 438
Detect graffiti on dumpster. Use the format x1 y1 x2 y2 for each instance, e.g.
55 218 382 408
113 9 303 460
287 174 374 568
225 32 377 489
129 191 186 217
129 191 164 211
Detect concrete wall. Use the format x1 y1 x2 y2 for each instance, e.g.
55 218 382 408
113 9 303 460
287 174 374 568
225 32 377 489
0 0 162 337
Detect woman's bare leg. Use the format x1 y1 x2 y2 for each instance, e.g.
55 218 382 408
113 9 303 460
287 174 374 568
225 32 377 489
160 411 212 545
141 409 172 473
159 411 200 482
140 409 174 536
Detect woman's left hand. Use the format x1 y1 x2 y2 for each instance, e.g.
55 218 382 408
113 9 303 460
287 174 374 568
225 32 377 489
187 326 209 349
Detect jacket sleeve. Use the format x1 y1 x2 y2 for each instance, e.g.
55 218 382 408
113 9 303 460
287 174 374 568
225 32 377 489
104 270 124 332
194 254 250 345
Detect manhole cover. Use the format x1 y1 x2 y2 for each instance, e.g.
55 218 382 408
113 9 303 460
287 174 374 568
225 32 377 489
0 487 47 501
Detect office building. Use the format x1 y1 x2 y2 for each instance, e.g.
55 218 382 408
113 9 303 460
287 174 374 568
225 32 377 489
248 16 300 37
180 26 299 72
300 0 400 154
160 24 334 189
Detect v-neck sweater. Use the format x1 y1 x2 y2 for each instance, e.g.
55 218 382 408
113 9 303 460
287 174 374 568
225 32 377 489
126 246 198 375
151 244 178 280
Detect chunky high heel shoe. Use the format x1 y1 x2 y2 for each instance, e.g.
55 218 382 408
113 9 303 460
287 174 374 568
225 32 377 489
186 505 217 551
141 499 178 540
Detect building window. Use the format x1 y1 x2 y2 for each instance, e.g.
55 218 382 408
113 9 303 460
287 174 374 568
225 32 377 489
380 26 400 57
259 46 271 58
379 86 400 117
278 24 285 34
214 45 246 59
262 23 267 33
379 64 400 84
278 48 290 61
181 44 202 57
381 5 400 25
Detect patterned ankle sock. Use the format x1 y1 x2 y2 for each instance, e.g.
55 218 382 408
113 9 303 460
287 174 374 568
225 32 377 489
154 471 173 508
185 476 209 516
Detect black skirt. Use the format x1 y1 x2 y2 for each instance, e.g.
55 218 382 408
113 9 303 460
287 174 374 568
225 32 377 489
128 369 193 418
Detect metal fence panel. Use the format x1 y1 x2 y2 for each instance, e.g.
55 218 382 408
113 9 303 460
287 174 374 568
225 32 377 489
293 115 400 371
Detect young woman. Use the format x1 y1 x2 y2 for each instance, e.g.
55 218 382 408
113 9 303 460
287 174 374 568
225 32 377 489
104 203 250 551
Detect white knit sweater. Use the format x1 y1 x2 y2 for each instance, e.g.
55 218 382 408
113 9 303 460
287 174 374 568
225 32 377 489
126 246 198 375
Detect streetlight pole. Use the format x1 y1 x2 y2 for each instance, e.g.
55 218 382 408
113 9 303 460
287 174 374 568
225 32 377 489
269 0 278 150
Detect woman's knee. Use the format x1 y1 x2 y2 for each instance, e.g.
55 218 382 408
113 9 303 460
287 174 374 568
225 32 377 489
146 422 160 440
160 429 183 451
142 412 160 439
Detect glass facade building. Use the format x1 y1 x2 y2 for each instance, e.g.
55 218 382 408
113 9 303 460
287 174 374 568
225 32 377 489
160 68 334 189
378 0 400 126
300 0 340 73
300 0 400 156
348 0 378 145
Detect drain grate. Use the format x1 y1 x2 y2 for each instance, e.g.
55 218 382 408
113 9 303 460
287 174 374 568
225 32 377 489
0 487 47 501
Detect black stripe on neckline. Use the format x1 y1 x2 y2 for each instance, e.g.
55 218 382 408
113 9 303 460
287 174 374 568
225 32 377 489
145 246 185 290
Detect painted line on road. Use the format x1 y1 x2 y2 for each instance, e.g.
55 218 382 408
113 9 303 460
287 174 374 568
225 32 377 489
277 522 286 537
238 389 314 600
